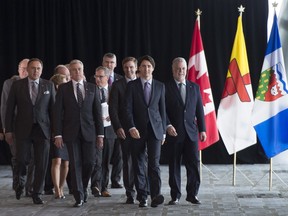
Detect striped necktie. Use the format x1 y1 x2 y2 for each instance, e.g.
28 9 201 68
76 83 83 107
31 81 38 105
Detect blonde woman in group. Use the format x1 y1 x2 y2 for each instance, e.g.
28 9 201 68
50 73 69 199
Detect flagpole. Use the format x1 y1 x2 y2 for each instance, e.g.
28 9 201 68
269 158 273 190
233 152 236 186
200 150 203 181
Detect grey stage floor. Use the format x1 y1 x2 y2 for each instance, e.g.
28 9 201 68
1 163 288 216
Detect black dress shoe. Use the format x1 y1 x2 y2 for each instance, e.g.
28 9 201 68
69 189 73 195
32 196 44 204
15 186 24 200
73 200 84 207
139 199 148 207
125 196 135 204
151 194 164 207
111 182 123 188
91 187 101 197
84 190 88 203
25 191 33 197
186 196 201 204
168 198 179 205
44 189 54 195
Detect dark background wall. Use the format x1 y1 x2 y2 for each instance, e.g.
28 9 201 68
0 0 269 164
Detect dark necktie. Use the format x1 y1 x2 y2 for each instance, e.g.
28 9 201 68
108 76 113 86
31 81 38 105
144 81 151 104
179 83 186 103
76 83 83 107
101 88 106 103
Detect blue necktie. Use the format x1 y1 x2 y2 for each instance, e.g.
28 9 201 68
144 82 151 104
179 83 186 103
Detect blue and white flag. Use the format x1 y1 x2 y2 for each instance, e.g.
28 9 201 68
252 12 288 158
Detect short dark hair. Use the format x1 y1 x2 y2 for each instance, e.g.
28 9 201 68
103 52 116 59
27 58 43 67
138 55 155 68
122 57 137 67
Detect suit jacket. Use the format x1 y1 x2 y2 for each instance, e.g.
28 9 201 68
125 78 166 140
1 76 20 128
109 77 129 132
100 85 116 139
53 81 104 142
113 73 123 83
5 77 55 139
165 79 206 142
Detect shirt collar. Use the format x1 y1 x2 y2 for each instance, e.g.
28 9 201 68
125 76 136 83
72 79 84 86
140 78 152 86
28 78 39 84
102 84 109 90
174 79 186 86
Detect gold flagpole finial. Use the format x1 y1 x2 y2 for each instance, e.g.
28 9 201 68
195 9 202 17
238 5 245 16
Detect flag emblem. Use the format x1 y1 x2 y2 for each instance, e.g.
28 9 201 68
256 63 288 101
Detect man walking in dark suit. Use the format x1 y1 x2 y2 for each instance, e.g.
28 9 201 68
53 59 104 207
1 59 35 196
125 55 166 208
5 58 56 204
90 66 117 198
165 57 206 205
102 53 124 188
89 53 123 188
109 57 137 204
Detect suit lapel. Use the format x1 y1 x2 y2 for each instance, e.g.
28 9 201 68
23 78 32 104
172 80 185 106
68 81 78 106
136 79 147 105
149 80 156 105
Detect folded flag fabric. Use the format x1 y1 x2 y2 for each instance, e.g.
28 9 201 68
188 16 219 150
252 12 288 158
217 13 256 155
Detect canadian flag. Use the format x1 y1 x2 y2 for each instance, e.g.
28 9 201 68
187 16 219 150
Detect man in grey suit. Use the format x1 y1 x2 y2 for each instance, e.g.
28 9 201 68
165 57 206 205
5 58 56 204
125 55 166 208
109 57 137 204
1 59 35 196
53 59 104 207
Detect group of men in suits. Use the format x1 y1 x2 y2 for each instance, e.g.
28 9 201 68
1 54 207 208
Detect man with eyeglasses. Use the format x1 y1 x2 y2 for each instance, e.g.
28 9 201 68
90 66 117 198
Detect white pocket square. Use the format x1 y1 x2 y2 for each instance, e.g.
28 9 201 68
44 91 50 94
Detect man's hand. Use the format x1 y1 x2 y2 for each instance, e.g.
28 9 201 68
116 128 126 140
129 128 140 139
199 132 207 142
96 137 104 149
0 132 4 141
54 137 64 148
5 132 13 145
167 125 177 137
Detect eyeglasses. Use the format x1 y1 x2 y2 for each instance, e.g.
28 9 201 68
94 75 106 79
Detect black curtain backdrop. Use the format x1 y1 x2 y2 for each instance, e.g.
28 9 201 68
0 0 269 164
